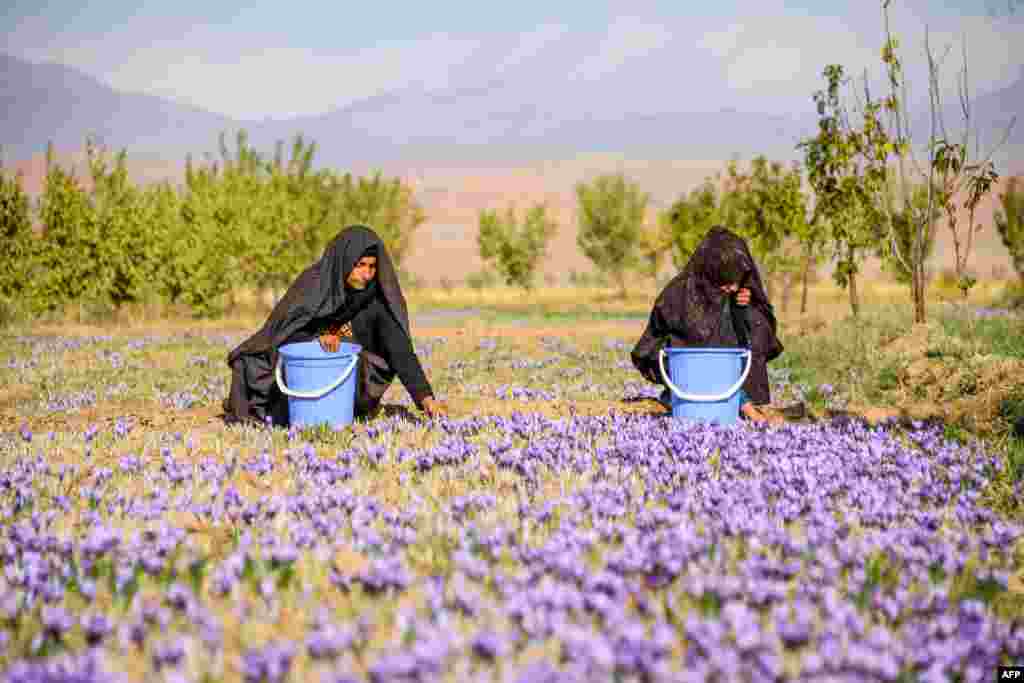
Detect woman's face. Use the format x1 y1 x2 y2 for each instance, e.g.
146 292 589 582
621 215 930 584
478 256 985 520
346 256 377 290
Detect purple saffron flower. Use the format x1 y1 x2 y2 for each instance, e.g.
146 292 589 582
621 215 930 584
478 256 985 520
41 606 73 639
152 638 186 670
242 642 295 683
82 613 113 645
471 631 505 660
306 626 352 660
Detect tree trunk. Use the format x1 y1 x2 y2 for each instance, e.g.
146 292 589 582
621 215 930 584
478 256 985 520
781 271 795 314
848 267 860 318
800 250 813 315
913 258 927 324
616 271 628 300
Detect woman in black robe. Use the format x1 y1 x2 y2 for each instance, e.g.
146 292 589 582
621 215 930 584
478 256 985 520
223 225 446 426
631 226 783 423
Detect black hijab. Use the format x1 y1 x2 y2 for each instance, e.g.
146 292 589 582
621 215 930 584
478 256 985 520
631 226 783 388
227 225 411 366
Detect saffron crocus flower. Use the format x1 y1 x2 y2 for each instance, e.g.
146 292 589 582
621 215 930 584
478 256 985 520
151 638 186 670
82 613 113 645
41 606 74 639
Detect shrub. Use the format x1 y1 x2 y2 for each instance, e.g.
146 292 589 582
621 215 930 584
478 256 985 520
466 270 499 290
0 161 34 308
575 173 648 297
995 176 1024 284
478 204 558 290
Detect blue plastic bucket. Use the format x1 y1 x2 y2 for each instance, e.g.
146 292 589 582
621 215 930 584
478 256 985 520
659 347 752 425
275 341 362 428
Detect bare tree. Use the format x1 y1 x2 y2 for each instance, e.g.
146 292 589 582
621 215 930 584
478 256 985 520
870 1 1014 321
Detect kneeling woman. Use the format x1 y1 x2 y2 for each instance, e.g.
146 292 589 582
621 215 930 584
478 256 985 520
224 225 446 426
631 227 783 423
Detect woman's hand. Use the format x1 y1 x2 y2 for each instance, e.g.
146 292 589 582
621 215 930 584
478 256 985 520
741 403 784 424
720 283 751 306
319 332 341 353
422 396 449 418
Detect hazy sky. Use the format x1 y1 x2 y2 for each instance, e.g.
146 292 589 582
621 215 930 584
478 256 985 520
4 0 1022 120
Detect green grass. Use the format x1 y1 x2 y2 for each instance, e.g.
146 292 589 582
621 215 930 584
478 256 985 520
478 308 648 323
770 307 913 407
938 315 1024 359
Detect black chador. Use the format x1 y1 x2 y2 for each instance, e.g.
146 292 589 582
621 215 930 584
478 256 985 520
223 225 434 426
631 226 783 406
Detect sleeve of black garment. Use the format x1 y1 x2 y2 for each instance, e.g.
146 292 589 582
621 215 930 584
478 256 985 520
742 306 776 405
631 305 671 385
374 307 434 408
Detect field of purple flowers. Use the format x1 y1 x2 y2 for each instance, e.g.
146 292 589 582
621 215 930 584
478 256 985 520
1 318 1023 682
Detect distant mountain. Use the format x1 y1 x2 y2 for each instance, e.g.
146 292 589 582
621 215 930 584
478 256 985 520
0 54 235 161
2 52 818 167
2 50 1019 171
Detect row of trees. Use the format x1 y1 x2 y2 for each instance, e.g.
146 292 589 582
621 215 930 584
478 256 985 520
1 3 1021 322
476 1 1020 323
3 128 1020 323
0 133 425 317
474 157 945 315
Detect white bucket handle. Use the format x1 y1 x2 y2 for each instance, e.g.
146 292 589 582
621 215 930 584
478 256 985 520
659 348 752 403
275 353 360 399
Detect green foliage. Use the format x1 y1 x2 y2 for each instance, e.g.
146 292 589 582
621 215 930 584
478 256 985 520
31 145 103 314
567 270 610 288
662 179 721 270
939 314 1024 359
799 64 890 316
465 269 499 290
723 157 809 292
9 131 427 319
933 141 1000 298
995 176 1024 283
876 181 941 284
85 143 171 307
637 221 670 283
333 170 426 269
477 203 558 289
0 160 34 310
575 173 648 296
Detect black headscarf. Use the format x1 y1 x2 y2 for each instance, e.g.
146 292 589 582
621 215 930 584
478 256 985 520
227 224 410 367
631 226 783 403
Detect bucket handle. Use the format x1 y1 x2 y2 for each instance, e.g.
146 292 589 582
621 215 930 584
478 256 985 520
658 348 752 403
275 353 360 399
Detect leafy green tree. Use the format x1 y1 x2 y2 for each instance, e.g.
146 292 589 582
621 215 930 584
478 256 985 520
723 157 809 308
85 140 171 306
3 129 432 318
32 143 105 315
794 212 829 315
173 131 341 313
477 203 558 289
637 220 671 284
575 173 648 297
0 159 34 306
995 176 1024 284
173 153 243 316
334 170 426 270
799 64 888 318
661 179 721 270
